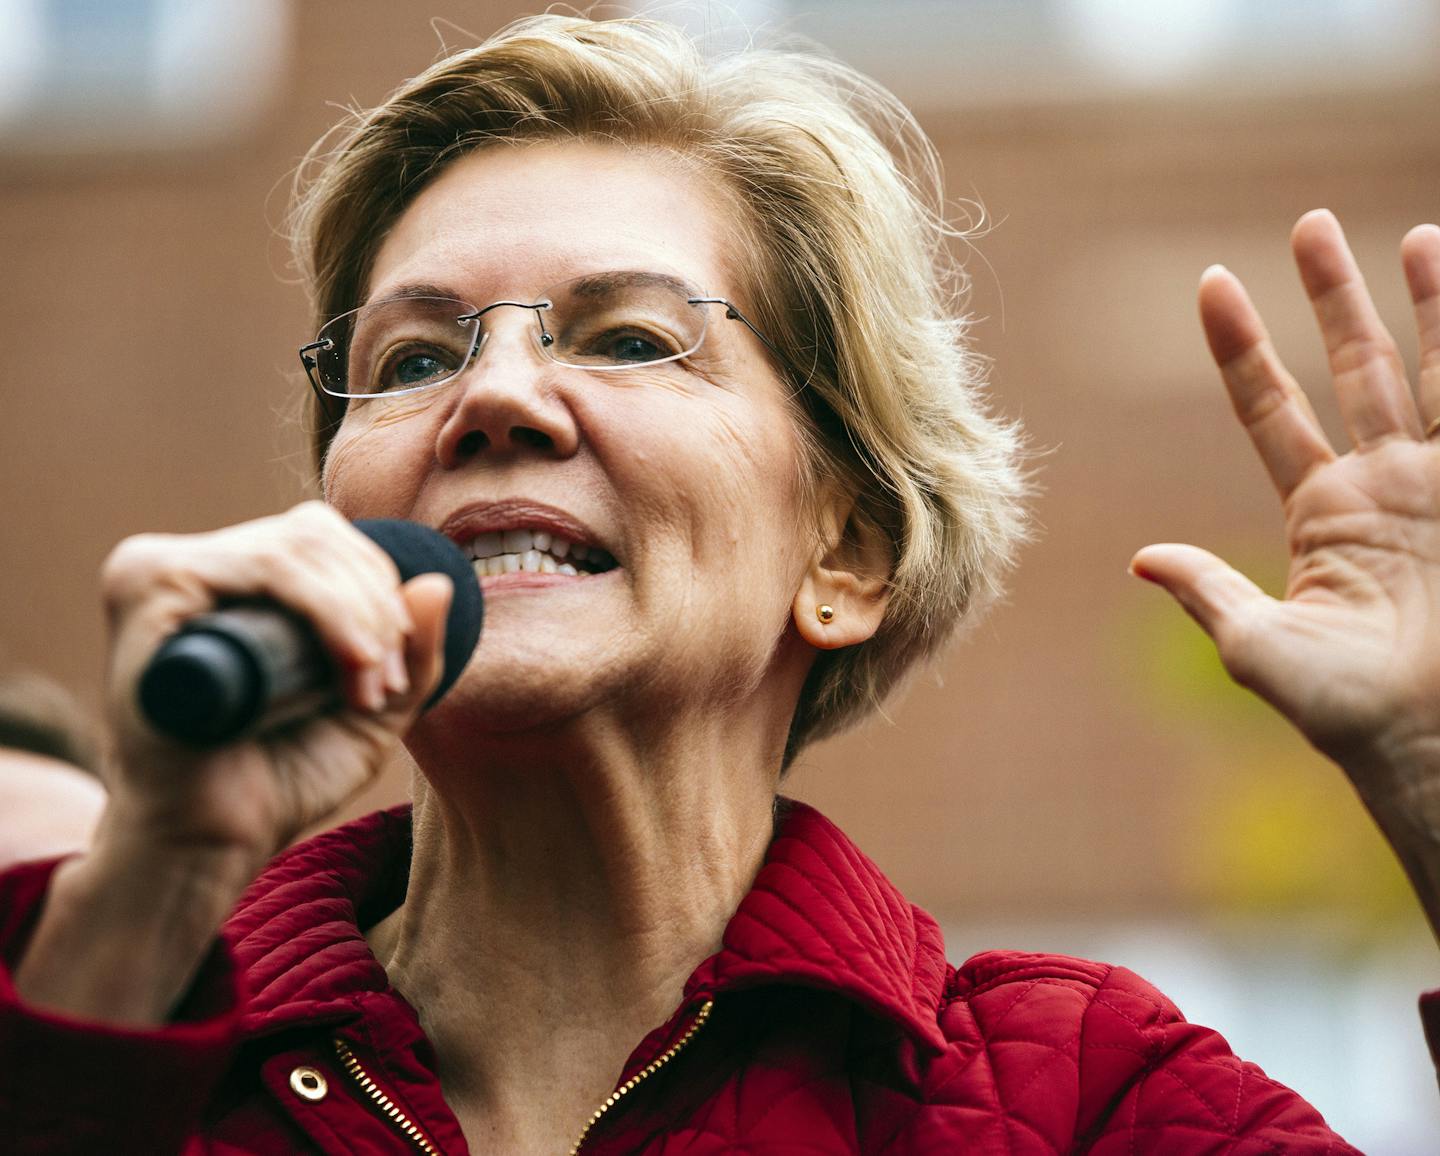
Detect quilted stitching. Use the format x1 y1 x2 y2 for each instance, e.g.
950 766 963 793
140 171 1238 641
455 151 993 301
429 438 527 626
34 799 1352 1154
226 816 407 1035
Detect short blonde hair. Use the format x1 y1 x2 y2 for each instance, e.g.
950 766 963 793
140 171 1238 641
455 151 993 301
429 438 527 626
290 14 1028 759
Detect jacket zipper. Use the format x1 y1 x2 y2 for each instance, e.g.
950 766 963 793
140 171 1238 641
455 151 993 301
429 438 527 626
568 998 715 1155
330 997 714 1156
332 1036 442 1155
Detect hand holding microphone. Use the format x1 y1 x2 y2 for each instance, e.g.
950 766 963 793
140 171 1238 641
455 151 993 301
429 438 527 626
138 518 483 745
97 503 478 861
13 506 478 1027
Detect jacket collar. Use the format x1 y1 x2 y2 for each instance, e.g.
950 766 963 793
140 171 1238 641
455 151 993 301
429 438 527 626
688 798 949 1053
225 807 410 1039
225 799 949 1052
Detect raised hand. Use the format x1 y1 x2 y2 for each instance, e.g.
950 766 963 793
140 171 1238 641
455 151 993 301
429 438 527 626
1131 210 1440 935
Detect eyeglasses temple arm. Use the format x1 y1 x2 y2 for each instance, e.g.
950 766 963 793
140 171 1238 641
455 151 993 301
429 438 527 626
689 297 793 376
298 342 343 426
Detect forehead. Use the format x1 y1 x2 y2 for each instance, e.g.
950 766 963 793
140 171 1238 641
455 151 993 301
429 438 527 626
368 141 735 302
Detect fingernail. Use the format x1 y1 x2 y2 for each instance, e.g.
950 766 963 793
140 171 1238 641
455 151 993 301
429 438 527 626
358 666 387 713
393 593 414 633
384 649 410 697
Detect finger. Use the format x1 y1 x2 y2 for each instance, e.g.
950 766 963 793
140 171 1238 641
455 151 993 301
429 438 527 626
1199 264 1336 498
1402 223 1440 428
393 573 453 712
314 574 451 763
1292 208 1422 444
254 505 408 714
104 511 404 716
285 506 414 702
1129 543 1271 659
261 574 452 825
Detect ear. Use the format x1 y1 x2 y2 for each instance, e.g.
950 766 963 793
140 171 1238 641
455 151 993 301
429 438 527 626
792 494 892 650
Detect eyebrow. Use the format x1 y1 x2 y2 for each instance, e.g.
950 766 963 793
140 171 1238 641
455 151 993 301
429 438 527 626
364 282 468 308
565 270 698 299
362 270 703 310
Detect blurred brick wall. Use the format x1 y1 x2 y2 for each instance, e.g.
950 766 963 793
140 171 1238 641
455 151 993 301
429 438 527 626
3 3 1436 930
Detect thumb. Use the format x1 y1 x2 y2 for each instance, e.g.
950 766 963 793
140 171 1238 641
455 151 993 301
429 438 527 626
1128 543 1270 644
398 572 455 705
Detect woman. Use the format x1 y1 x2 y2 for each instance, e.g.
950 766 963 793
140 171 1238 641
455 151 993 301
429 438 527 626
3 14 1437 1154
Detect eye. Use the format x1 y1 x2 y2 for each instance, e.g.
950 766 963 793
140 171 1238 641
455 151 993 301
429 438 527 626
583 327 680 366
607 331 668 363
374 344 459 392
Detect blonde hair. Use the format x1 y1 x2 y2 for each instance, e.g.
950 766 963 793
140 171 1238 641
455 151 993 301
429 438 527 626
290 14 1028 759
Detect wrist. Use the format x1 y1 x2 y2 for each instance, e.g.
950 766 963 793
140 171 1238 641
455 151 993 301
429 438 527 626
1342 731 1440 839
13 827 263 1025
1339 734 1440 947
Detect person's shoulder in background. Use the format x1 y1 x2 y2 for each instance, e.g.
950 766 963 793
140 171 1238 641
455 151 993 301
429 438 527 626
0 670 105 870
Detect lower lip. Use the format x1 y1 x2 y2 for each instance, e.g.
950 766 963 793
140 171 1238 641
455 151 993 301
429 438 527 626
472 567 620 593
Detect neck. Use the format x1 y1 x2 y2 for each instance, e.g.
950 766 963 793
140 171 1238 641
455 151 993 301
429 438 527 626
365 703 784 1151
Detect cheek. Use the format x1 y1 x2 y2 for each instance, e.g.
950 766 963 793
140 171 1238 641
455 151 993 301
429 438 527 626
663 400 812 583
717 403 807 527
321 408 430 519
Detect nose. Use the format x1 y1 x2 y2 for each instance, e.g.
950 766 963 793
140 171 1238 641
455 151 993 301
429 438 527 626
433 313 581 468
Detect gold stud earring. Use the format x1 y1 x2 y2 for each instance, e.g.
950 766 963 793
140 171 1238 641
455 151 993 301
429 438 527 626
816 604 835 624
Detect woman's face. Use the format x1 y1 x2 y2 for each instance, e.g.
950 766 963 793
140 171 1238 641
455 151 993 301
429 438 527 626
324 141 820 734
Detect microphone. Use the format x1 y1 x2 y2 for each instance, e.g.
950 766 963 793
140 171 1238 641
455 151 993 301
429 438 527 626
137 519 483 746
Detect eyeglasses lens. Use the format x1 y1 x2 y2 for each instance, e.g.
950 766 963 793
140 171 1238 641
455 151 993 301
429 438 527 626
542 274 707 371
317 298 479 399
314 274 710 399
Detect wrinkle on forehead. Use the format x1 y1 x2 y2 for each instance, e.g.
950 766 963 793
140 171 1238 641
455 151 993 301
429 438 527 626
364 140 741 306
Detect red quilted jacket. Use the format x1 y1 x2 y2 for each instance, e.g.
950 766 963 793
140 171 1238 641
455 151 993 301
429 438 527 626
0 800 1415 1153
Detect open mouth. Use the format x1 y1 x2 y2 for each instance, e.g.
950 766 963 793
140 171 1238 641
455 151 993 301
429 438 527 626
467 528 618 577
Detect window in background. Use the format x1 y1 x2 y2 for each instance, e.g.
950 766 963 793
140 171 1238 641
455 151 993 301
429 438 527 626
0 0 288 155
638 0 1440 105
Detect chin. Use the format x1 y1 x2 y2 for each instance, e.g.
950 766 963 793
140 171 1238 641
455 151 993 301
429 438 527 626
413 653 613 743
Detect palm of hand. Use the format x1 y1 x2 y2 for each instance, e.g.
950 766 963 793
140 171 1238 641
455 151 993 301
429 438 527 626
1133 210 1440 796
1258 440 1440 763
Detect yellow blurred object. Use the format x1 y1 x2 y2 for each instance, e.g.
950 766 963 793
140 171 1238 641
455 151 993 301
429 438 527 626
1117 550 1415 937
1181 745 1414 933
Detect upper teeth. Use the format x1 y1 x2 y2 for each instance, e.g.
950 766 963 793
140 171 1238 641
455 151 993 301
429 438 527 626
468 528 608 577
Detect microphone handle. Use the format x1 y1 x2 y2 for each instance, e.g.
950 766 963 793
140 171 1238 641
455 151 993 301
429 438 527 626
136 517 482 747
138 604 336 746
